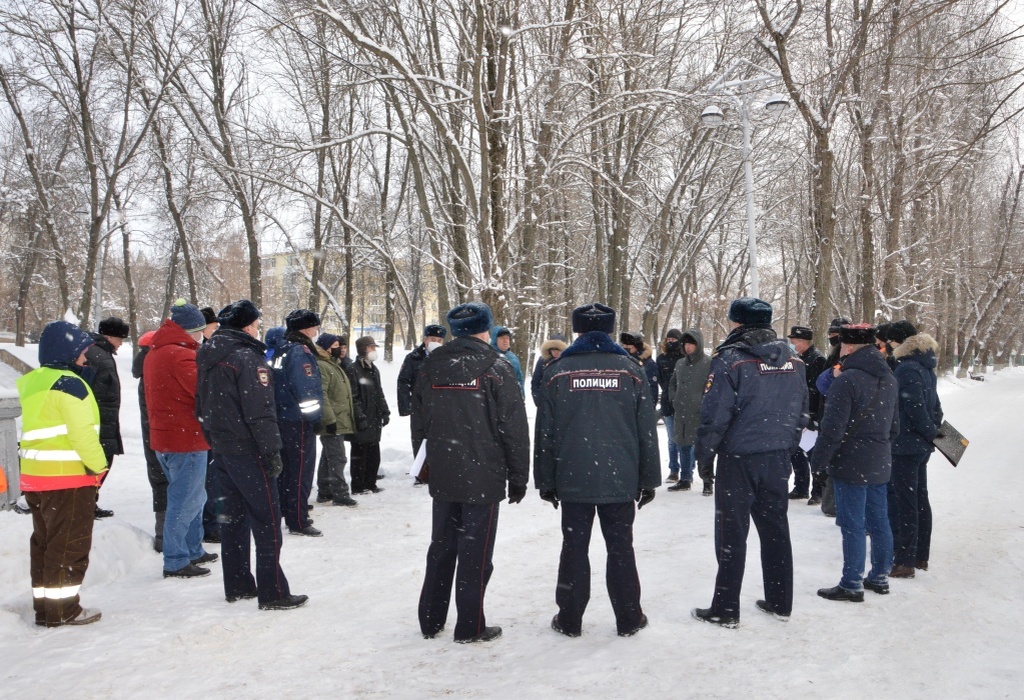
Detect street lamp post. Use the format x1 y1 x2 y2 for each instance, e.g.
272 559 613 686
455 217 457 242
701 61 788 299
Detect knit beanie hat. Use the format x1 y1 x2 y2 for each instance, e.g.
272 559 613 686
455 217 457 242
887 320 918 344
315 333 340 351
170 299 207 333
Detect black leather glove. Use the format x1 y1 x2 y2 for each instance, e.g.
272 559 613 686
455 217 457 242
356 416 369 432
381 414 390 427
264 453 284 479
539 490 559 510
508 483 527 504
636 488 656 510
326 423 338 435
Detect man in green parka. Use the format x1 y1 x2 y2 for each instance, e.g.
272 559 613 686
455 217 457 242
314 333 361 507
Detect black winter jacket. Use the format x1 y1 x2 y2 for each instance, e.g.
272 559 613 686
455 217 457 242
412 336 529 504
810 345 899 484
534 332 661 504
892 334 943 455
194 328 283 460
346 357 390 444
695 326 808 465
397 344 428 416
799 345 828 428
656 343 684 416
86 334 123 455
132 346 151 435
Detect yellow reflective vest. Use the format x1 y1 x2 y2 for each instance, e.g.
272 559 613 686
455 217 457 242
17 366 108 491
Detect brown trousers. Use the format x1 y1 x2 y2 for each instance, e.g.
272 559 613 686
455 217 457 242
26 487 98 626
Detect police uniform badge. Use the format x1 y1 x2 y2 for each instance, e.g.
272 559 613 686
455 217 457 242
704 373 714 394
303 363 313 377
257 367 270 387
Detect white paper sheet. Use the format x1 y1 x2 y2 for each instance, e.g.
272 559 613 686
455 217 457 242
411 441 427 478
799 429 818 453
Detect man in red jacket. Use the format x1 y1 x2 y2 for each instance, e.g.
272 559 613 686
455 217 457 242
145 300 218 579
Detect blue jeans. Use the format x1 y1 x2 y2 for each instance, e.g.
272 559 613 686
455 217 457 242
833 479 892 591
677 445 695 482
663 415 681 474
158 451 209 571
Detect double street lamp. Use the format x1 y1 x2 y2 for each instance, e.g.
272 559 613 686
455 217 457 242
700 61 789 299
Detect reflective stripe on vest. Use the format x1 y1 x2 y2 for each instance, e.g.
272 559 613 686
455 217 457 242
20 448 84 461
22 424 99 441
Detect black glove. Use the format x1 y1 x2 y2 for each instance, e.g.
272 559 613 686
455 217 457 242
508 483 527 504
636 488 656 510
311 420 324 434
539 490 559 510
325 423 338 435
381 415 390 427
356 416 369 432
264 453 284 479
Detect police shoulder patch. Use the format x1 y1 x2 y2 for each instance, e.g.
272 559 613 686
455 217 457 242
704 373 714 394
53 375 89 400
303 363 313 377
257 367 270 387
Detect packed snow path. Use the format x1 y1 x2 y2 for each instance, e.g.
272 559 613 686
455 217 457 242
1 355 1021 698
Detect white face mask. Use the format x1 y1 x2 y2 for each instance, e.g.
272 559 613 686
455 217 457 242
426 341 442 353
366 350 378 363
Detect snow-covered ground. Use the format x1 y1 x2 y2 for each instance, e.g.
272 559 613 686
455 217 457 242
1 344 1022 699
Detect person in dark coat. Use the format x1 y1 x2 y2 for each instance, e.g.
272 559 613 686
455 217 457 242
346 336 390 494
874 322 897 370
786 325 829 503
132 330 168 551
811 324 899 601
887 322 943 578
666 328 712 493
619 332 659 402
535 303 661 638
199 305 221 543
490 326 525 394
530 337 567 407
195 300 307 611
398 324 447 486
656 329 685 481
692 298 808 628
413 302 529 643
86 316 129 519
269 310 324 536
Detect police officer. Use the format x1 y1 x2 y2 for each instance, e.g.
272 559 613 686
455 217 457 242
413 302 529 644
398 324 447 485
535 303 661 637
785 325 828 503
691 298 808 628
195 300 307 610
269 309 324 536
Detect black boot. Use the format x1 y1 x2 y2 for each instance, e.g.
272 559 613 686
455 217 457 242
702 481 714 497
667 480 691 492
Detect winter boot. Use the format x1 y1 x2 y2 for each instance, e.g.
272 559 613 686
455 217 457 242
455 626 502 643
691 608 738 628
259 594 309 611
889 564 916 579
817 585 864 602
702 481 714 497
667 480 691 492
153 511 166 553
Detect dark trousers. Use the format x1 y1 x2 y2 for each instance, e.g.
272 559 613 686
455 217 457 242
712 451 794 618
889 452 933 566
203 450 220 538
418 500 499 640
316 434 351 499
26 487 98 625
556 501 643 635
216 452 291 605
141 422 168 512
350 442 381 493
278 420 316 531
790 448 826 498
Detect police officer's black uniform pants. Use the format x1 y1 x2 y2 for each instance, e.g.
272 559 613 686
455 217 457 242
419 499 499 640
216 452 291 605
712 450 793 618
278 419 315 531
556 501 644 635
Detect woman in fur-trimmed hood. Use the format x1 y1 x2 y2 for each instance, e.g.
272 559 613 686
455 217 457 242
530 338 567 407
889 325 943 577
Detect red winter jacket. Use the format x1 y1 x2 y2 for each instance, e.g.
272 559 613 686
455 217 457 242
144 319 210 453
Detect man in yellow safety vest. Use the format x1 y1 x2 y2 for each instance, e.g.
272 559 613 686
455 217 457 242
18 320 108 627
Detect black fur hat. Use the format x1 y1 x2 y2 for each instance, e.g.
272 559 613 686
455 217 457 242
728 297 773 326
572 303 615 334
97 316 130 338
